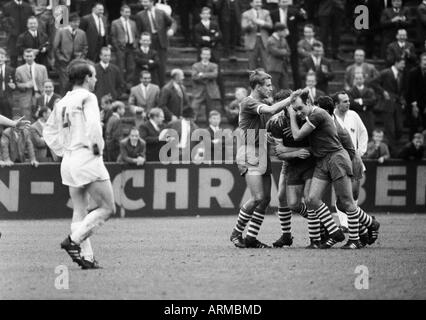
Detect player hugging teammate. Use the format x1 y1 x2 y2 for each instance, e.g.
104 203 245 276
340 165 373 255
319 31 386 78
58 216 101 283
230 69 380 249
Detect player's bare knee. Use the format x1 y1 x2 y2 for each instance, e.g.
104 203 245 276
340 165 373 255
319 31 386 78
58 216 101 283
260 195 271 207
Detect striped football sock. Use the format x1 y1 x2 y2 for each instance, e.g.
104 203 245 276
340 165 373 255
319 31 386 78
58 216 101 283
358 207 373 227
294 202 308 219
360 224 368 236
246 210 266 239
308 210 321 241
346 208 360 241
316 203 339 235
277 207 292 233
234 207 253 233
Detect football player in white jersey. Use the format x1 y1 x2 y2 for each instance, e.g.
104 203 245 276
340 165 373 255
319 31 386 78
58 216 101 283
44 60 116 269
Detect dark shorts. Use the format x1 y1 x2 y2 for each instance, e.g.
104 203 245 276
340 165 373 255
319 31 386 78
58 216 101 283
237 146 272 177
313 149 353 182
281 157 315 186
352 153 365 181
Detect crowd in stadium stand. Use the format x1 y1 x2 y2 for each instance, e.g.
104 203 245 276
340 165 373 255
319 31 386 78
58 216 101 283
0 0 425 166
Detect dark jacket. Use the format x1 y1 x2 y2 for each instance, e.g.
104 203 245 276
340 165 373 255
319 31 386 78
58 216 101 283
133 46 160 85
1 127 36 163
300 56 334 93
348 86 377 113
1 1 34 37
118 137 146 164
270 5 306 51
370 67 406 112
193 20 221 49
135 8 173 49
398 142 424 161
16 30 49 63
159 81 190 122
94 63 124 102
139 120 166 162
79 14 109 61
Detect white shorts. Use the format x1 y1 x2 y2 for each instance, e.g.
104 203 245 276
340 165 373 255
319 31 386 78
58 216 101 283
61 148 110 188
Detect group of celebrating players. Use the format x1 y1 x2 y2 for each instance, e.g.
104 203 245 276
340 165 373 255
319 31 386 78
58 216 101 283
231 69 380 250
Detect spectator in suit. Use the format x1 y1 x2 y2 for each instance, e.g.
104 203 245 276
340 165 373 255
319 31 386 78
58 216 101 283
370 57 406 149
317 0 345 60
241 0 273 69
380 0 411 58
1 0 34 67
300 42 334 93
348 72 377 136
406 53 426 139
417 0 426 47
398 132 425 160
129 70 160 113
29 107 54 162
194 6 221 61
139 107 167 162
33 79 61 119
344 49 379 91
135 0 177 87
53 12 88 94
105 101 126 162
80 2 109 62
15 49 48 119
16 16 49 66
133 32 160 86
1 118 38 166
111 4 138 84
0 48 16 118
206 110 227 162
191 47 222 122
213 0 242 57
225 87 247 129
166 106 200 162
94 47 125 103
118 127 146 165
304 72 325 104
266 23 291 91
386 29 417 68
160 68 189 123
364 128 391 163
297 24 323 61
270 0 307 88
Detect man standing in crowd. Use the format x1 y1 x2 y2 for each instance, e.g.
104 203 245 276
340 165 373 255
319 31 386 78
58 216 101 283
80 2 109 62
301 42 334 93
134 32 160 86
304 72 325 104
2 0 34 67
344 49 379 91
129 70 160 113
406 53 426 139
105 101 126 162
139 107 167 162
34 79 61 117
297 24 323 61
15 49 48 119
266 23 291 91
194 6 222 61
135 0 176 87
160 68 189 123
213 0 242 58
94 47 124 103
29 107 53 162
348 73 377 136
270 0 307 88
386 29 417 69
241 0 273 69
0 48 16 118
53 12 88 94
111 4 138 84
317 0 344 60
16 16 49 66
191 47 221 122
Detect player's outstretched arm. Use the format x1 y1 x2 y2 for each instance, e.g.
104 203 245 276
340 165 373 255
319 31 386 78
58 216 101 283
259 89 304 115
0 115 30 129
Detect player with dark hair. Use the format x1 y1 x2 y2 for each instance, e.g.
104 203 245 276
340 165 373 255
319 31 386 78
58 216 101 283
44 59 116 268
318 95 380 246
266 90 322 248
230 70 303 248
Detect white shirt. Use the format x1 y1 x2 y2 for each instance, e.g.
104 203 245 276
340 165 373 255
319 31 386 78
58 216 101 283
45 93 53 105
311 55 321 67
100 62 109 70
27 63 38 91
209 124 220 133
398 41 406 48
140 46 149 54
148 9 157 33
180 119 190 149
140 83 148 100
30 30 37 38
44 88 104 156
334 109 368 156
391 65 399 80
93 13 105 37
201 20 210 30
120 17 134 44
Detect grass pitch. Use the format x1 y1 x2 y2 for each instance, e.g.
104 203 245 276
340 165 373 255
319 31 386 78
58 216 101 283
1 214 426 300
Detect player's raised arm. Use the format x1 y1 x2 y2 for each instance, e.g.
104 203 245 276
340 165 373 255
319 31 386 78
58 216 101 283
259 89 304 115
287 92 315 141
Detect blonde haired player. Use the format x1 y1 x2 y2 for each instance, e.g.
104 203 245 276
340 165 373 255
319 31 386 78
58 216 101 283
44 60 115 269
